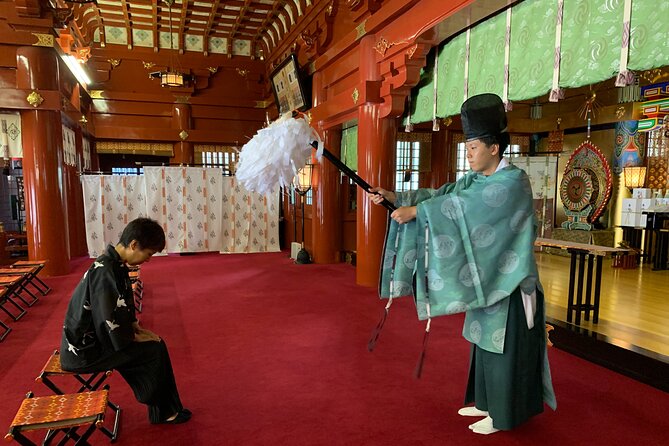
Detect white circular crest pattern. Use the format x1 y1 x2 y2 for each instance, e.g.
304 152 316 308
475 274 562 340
498 250 520 274
459 263 483 287
482 183 509 208
440 196 465 220
446 301 469 314
427 269 444 291
510 210 532 233
492 328 506 351
470 224 496 248
391 281 412 297
432 235 458 258
403 249 417 269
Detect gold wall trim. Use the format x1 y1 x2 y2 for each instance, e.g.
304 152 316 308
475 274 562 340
32 33 54 47
26 91 44 108
355 20 367 40
351 88 359 104
96 141 174 157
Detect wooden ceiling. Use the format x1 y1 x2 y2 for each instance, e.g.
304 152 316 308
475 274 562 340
64 0 314 59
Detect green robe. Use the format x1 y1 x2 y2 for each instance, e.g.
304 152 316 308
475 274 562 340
379 164 556 411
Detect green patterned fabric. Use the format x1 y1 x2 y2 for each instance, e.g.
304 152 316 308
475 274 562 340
559 0 623 88
380 165 540 352
407 50 436 125
437 33 467 118
508 0 557 101
378 164 557 410
468 12 506 99
406 0 669 124
341 126 358 171
629 1 669 71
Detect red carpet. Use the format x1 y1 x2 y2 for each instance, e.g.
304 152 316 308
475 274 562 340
1 252 667 445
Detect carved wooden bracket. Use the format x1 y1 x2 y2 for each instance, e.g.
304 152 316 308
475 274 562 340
377 39 434 118
292 1 338 59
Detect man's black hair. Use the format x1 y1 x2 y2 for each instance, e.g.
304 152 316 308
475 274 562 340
479 132 510 159
118 218 166 252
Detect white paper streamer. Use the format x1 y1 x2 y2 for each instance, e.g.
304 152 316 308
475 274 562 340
235 114 323 196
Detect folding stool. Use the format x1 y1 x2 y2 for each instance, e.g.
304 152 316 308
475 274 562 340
35 350 120 442
4 389 111 445
11 260 51 295
0 280 27 322
0 266 47 297
0 270 39 307
0 288 12 341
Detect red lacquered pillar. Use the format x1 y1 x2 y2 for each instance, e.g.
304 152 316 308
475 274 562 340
312 129 342 263
171 103 194 165
356 36 396 287
311 71 342 264
16 46 69 275
70 126 87 256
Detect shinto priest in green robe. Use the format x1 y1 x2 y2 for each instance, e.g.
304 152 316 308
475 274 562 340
378 94 556 431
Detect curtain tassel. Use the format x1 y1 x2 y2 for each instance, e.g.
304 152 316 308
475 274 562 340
367 298 393 352
413 318 431 379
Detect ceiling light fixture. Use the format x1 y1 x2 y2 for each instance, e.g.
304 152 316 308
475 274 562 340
149 0 193 88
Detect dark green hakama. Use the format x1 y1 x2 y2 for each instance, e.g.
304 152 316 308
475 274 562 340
464 288 546 430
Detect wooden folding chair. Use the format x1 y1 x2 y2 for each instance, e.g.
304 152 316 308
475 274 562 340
0 265 46 297
11 260 51 295
4 389 111 445
35 350 121 442
0 281 27 322
0 288 12 341
0 270 39 307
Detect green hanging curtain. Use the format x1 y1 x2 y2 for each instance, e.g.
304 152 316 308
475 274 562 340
559 0 622 89
468 11 506 99
436 33 467 118
629 1 669 71
508 0 557 101
407 49 436 125
341 126 358 171
405 0 669 124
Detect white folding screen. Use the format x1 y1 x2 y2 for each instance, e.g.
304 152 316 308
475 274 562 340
81 175 147 257
81 168 279 257
221 177 280 254
144 167 223 253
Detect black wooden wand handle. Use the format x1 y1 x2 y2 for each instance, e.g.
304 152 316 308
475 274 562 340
310 141 397 212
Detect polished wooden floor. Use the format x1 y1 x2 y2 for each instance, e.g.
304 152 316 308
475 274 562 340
536 252 669 358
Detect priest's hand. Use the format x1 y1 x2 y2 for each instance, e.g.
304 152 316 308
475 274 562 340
368 187 396 204
391 206 417 224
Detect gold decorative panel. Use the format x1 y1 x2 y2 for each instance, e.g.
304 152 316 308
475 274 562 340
96 141 174 157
